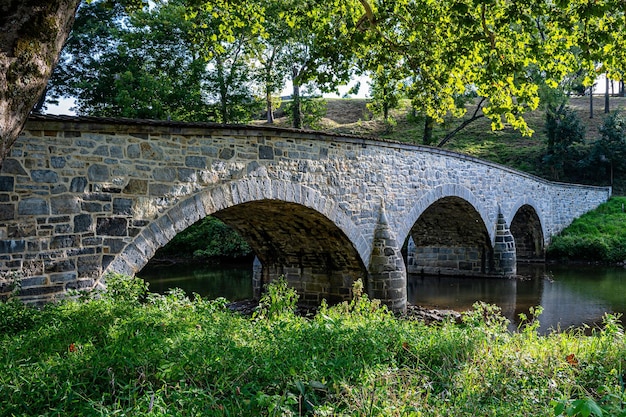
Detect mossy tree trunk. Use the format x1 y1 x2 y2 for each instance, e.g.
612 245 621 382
0 0 80 170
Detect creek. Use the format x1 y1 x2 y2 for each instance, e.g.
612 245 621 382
138 262 626 333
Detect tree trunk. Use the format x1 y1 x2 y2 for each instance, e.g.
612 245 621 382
382 86 389 122
605 76 610 114
0 0 80 170
291 67 302 129
266 88 274 124
589 84 594 119
216 56 229 123
422 115 434 145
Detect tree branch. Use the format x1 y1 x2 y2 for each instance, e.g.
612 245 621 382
437 98 487 148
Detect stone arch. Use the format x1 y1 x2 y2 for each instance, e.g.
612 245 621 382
506 197 548 246
404 194 494 276
398 184 495 246
103 178 369 301
508 199 546 260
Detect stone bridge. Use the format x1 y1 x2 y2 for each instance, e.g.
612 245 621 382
0 115 612 311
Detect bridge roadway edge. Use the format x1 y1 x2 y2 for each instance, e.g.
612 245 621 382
0 115 612 310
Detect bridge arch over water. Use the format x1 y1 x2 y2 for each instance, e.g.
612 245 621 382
107 179 369 304
0 115 612 311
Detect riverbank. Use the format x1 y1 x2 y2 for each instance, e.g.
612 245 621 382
1 274 624 416
547 196 626 263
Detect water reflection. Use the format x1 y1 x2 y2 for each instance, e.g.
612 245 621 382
139 261 626 333
408 264 626 332
138 263 253 301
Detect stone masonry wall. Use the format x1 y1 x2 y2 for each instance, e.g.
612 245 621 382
0 115 612 304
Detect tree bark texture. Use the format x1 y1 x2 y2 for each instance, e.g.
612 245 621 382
0 0 80 170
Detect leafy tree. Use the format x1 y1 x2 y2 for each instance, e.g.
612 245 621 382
278 0 363 128
367 67 402 125
353 0 624 146
586 111 626 185
47 0 219 121
543 103 586 181
183 0 267 123
283 97 327 130
250 0 293 124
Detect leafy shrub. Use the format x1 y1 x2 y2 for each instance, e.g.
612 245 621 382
254 276 299 319
547 236 610 262
102 272 148 304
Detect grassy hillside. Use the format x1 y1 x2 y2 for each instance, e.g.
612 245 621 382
547 196 626 262
267 96 626 194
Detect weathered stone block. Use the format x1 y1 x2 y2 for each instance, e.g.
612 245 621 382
74 213 92 232
45 258 76 273
70 177 88 193
93 145 109 156
50 272 77 283
18 285 64 297
0 176 14 191
67 278 95 289
77 255 102 276
50 235 78 249
31 170 59 183
153 167 176 182
123 179 147 194
0 240 25 253
96 217 128 236
51 196 80 214
1 159 27 175
259 145 274 160
113 198 133 215
185 156 206 168
178 168 196 182
219 148 234 160
140 142 164 160
0 203 15 220
18 198 48 215
127 144 140 158
104 238 126 253
20 276 48 287
88 164 110 182
50 156 66 168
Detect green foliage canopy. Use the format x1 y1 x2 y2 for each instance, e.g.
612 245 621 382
356 0 626 139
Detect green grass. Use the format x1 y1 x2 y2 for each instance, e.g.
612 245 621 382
548 197 626 263
1 275 625 416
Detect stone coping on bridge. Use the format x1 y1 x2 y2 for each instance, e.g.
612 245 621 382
24 114 613 197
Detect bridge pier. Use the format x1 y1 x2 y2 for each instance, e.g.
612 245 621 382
367 207 407 313
492 212 517 276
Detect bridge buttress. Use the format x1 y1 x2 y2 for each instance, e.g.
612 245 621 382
367 206 407 313
492 212 517 276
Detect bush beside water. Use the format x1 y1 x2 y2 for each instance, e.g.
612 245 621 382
1 274 625 416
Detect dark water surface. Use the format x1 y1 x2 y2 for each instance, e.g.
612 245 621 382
138 262 253 301
139 262 626 332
